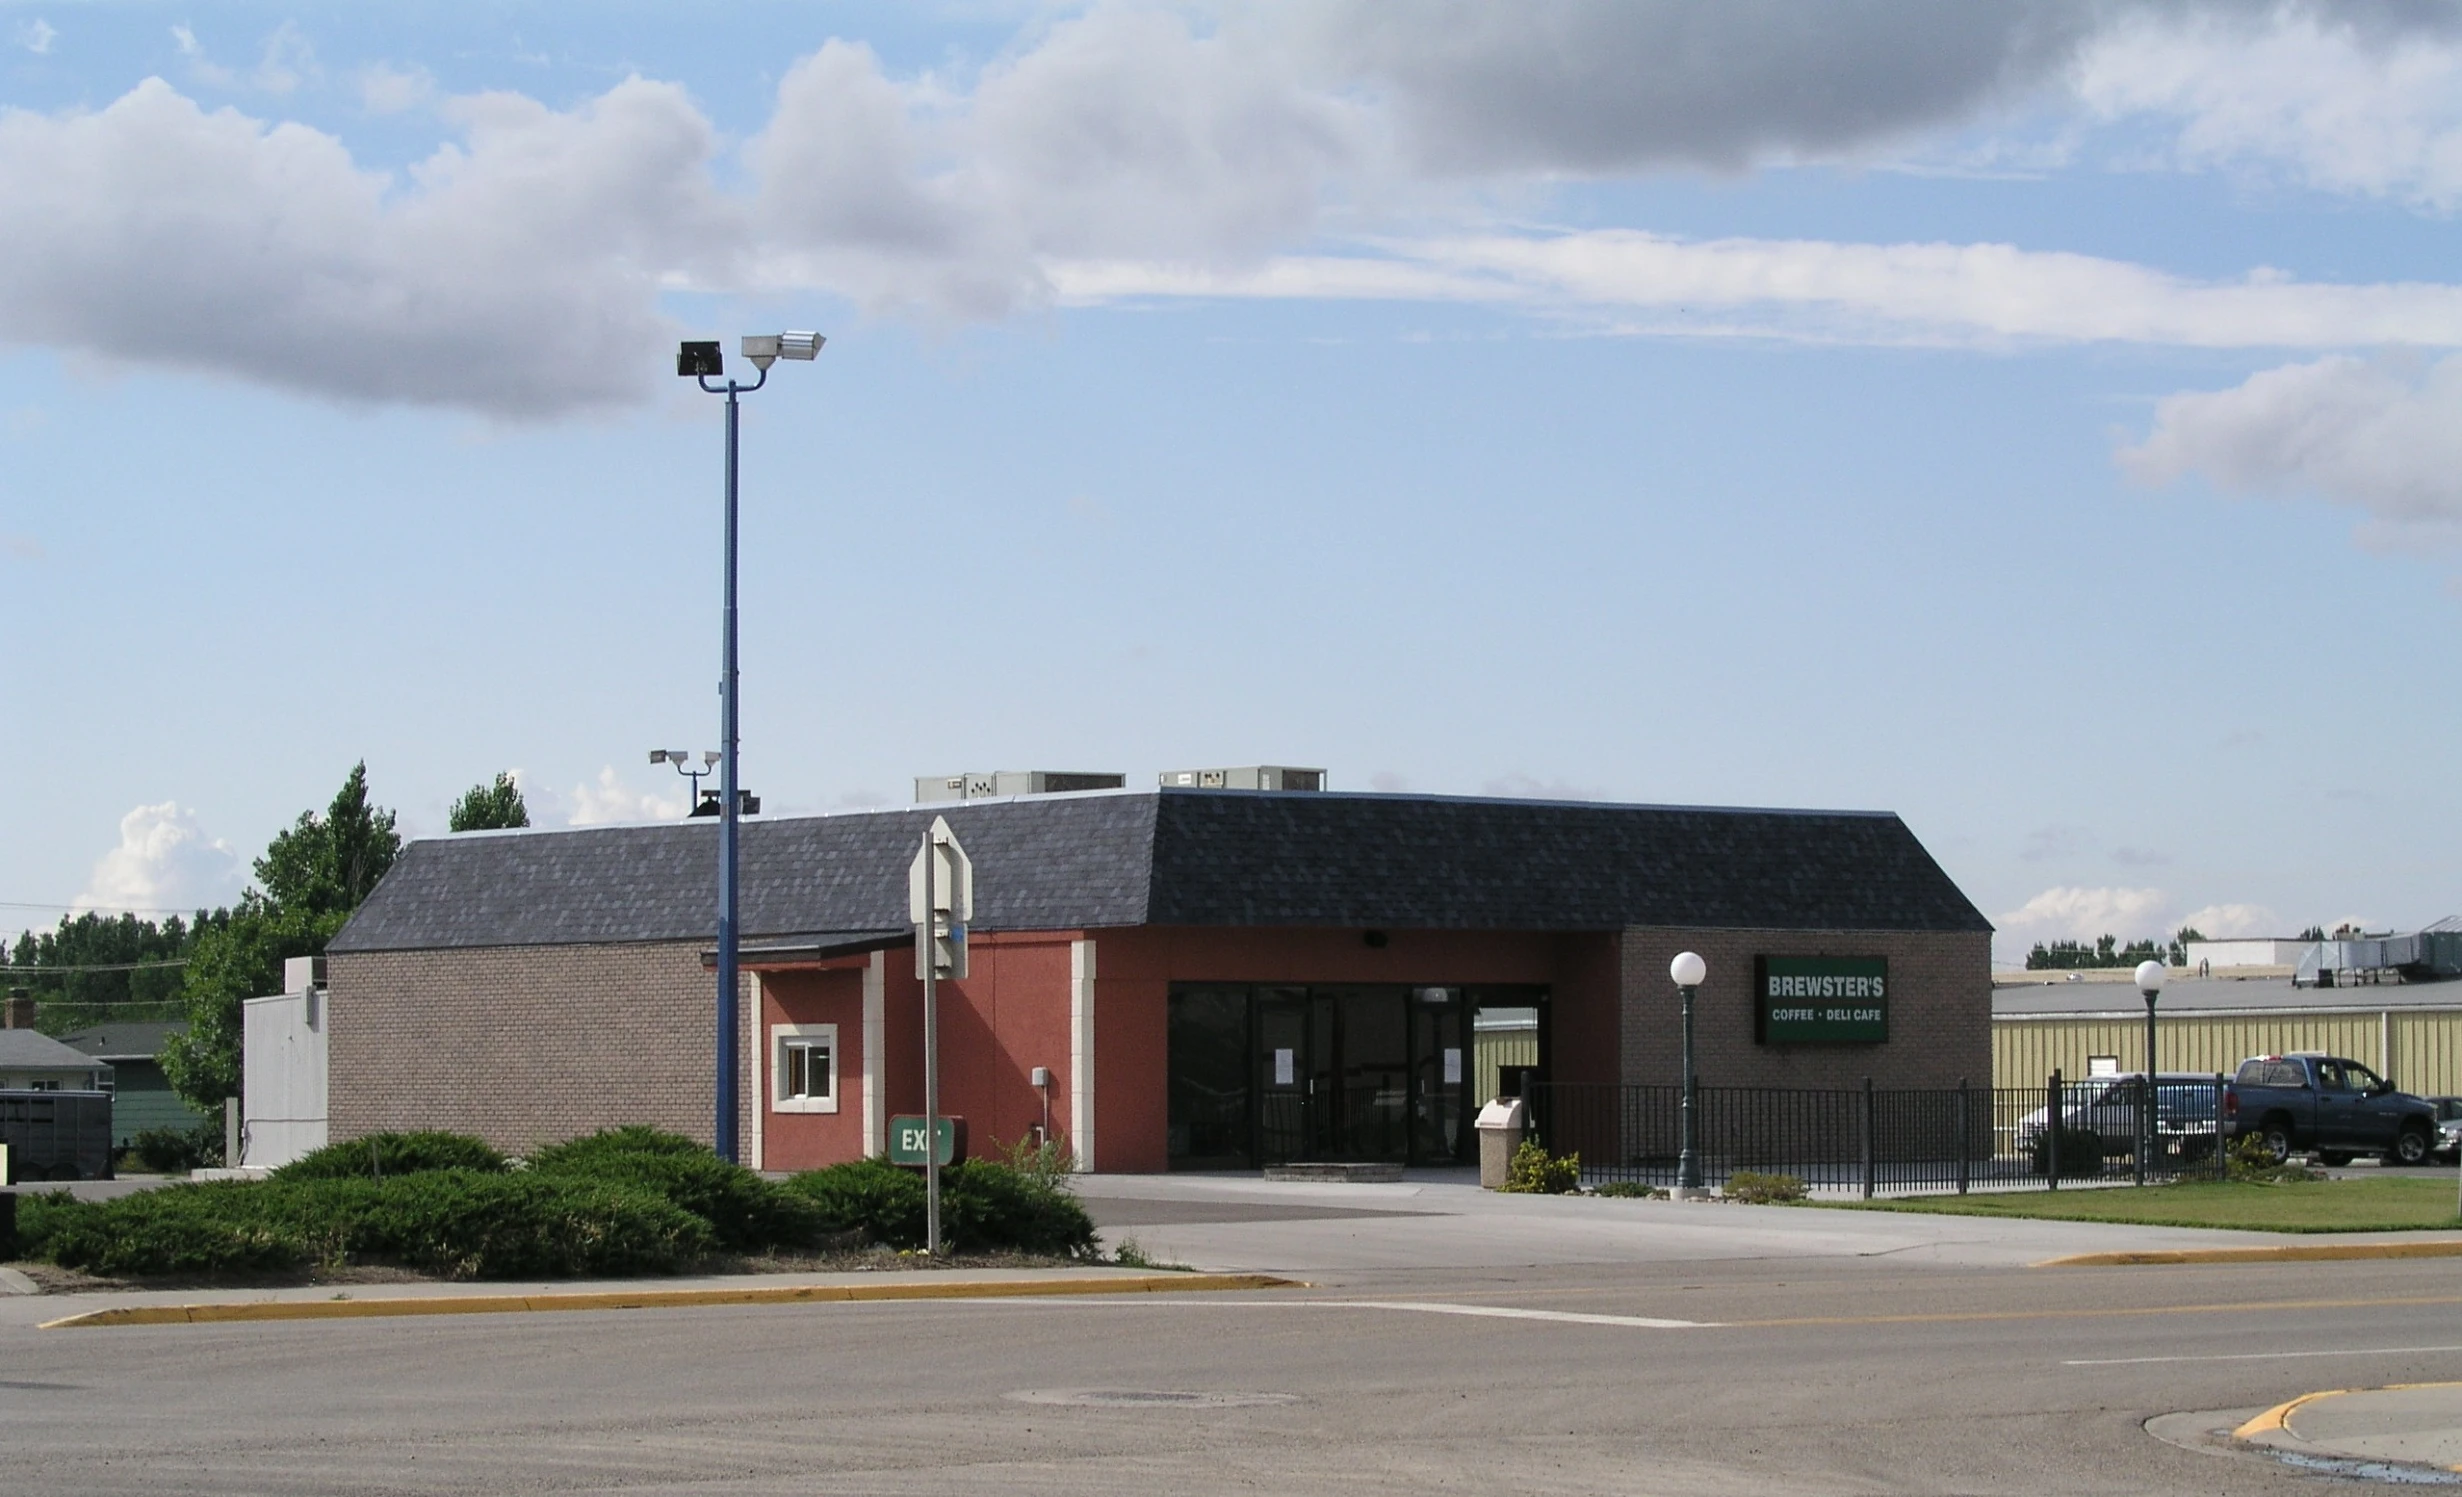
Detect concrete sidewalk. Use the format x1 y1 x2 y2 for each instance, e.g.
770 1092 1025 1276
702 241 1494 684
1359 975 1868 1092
2237 1381 2462 1474
1073 1171 2462 1275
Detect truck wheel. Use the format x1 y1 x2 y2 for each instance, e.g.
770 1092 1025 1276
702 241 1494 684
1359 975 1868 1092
2389 1126 2433 1167
2259 1120 2295 1164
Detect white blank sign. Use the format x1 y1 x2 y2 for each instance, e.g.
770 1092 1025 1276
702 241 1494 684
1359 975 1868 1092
1274 1048 1294 1086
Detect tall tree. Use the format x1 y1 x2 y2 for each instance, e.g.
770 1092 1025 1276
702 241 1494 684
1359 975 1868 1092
449 772 530 832
253 760 400 919
161 763 402 1110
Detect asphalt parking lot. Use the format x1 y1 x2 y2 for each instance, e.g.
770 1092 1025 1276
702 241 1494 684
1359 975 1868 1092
5 1175 2459 1495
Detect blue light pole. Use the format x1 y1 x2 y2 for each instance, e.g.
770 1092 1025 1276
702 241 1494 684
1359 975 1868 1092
680 332 822 1163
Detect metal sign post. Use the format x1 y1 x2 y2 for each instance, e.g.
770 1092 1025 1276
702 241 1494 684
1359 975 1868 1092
907 816 972 1255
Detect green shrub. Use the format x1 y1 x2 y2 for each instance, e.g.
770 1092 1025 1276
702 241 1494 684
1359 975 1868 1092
27 1171 713 1280
787 1156 926 1245
998 1133 1079 1190
127 1122 223 1174
275 1131 506 1182
784 1157 1097 1256
318 1172 712 1277
1722 1171 1807 1205
2226 1133 2325 1184
1593 1180 1667 1200
525 1125 710 1170
941 1159 1097 1257
30 1180 303 1277
1500 1139 1581 1194
12 1189 98 1263
532 1146 829 1252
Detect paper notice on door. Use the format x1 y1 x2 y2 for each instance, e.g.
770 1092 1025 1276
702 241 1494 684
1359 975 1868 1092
1443 1047 1462 1084
1274 1048 1294 1086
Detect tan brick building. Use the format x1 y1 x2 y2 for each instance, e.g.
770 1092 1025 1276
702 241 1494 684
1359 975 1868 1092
322 788 1991 1172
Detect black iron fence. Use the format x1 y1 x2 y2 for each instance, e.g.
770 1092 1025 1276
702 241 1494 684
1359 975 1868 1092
1524 1073 2230 1196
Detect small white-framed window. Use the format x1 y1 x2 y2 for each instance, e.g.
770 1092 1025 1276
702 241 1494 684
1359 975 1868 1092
771 1023 839 1114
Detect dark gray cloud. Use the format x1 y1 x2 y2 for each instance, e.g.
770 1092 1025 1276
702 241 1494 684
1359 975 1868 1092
1299 0 2100 173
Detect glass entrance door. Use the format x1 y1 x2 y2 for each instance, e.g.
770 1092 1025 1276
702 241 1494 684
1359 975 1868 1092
1169 982 1544 1169
1255 988 1323 1163
1328 988 1408 1159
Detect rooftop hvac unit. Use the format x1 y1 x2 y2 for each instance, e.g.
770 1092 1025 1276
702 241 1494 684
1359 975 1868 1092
914 771 1126 803
1157 766 1325 792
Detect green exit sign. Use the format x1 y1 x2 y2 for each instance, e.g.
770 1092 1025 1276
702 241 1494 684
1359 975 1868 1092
887 1115 967 1167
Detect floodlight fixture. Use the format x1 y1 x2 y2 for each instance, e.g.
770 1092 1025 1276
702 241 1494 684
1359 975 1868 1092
676 341 723 378
741 331 824 372
701 750 719 767
649 749 669 765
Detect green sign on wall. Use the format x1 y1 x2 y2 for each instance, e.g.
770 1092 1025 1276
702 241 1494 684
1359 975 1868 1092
1755 956 1888 1045
888 1115 967 1167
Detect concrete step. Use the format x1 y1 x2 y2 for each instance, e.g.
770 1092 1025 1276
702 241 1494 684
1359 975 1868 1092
1262 1162 1406 1183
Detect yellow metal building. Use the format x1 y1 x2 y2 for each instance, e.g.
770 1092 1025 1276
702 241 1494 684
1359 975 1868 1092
1993 975 2462 1096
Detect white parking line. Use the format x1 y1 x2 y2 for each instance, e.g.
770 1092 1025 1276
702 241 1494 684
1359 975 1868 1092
1320 1300 1717 1329
2066 1344 2462 1366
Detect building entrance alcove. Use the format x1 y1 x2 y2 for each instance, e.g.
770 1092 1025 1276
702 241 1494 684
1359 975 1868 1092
1167 983 1548 1169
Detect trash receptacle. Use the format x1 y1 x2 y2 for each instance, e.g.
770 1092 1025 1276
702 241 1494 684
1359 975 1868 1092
1476 1097 1527 1190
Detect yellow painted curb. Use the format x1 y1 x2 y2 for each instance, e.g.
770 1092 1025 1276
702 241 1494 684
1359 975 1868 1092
2234 1380 2462 1442
40 1273 1297 1330
2035 1239 2462 1268
2235 1387 2353 1439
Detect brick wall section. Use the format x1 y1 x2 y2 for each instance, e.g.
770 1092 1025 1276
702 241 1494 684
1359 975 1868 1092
327 943 752 1155
1619 927 1991 1092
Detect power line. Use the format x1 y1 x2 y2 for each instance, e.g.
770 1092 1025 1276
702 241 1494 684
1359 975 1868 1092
0 900 218 915
0 958 192 975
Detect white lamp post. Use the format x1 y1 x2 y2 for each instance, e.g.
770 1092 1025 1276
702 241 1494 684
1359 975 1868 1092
2134 958 2166 1186
1671 951 1708 1197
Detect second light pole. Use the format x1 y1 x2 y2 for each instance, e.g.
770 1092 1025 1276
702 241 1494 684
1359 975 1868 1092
679 330 823 1164
1671 950 1708 1197
2134 958 2165 1186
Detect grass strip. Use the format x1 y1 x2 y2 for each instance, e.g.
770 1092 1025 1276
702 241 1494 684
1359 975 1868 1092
1817 1177 2462 1233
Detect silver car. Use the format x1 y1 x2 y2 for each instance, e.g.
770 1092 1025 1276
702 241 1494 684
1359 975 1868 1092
2014 1072 2222 1160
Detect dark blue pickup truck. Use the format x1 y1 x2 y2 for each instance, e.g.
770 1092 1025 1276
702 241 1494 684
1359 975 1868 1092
2224 1054 2439 1166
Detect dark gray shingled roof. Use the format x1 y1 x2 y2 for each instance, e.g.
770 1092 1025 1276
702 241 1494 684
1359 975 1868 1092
328 789 1988 955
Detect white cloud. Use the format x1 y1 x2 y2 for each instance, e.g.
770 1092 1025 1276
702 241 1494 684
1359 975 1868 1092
1054 232 2462 349
10 7 2462 416
564 766 688 827
2119 353 2462 545
2078 4 2462 210
73 801 243 915
0 77 729 416
1995 885 2172 943
358 62 434 116
1995 885 2297 961
18 19 55 56
249 21 315 97
2175 902 2283 939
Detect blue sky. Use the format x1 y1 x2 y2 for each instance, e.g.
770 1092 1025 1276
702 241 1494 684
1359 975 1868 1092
4 1 2459 963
